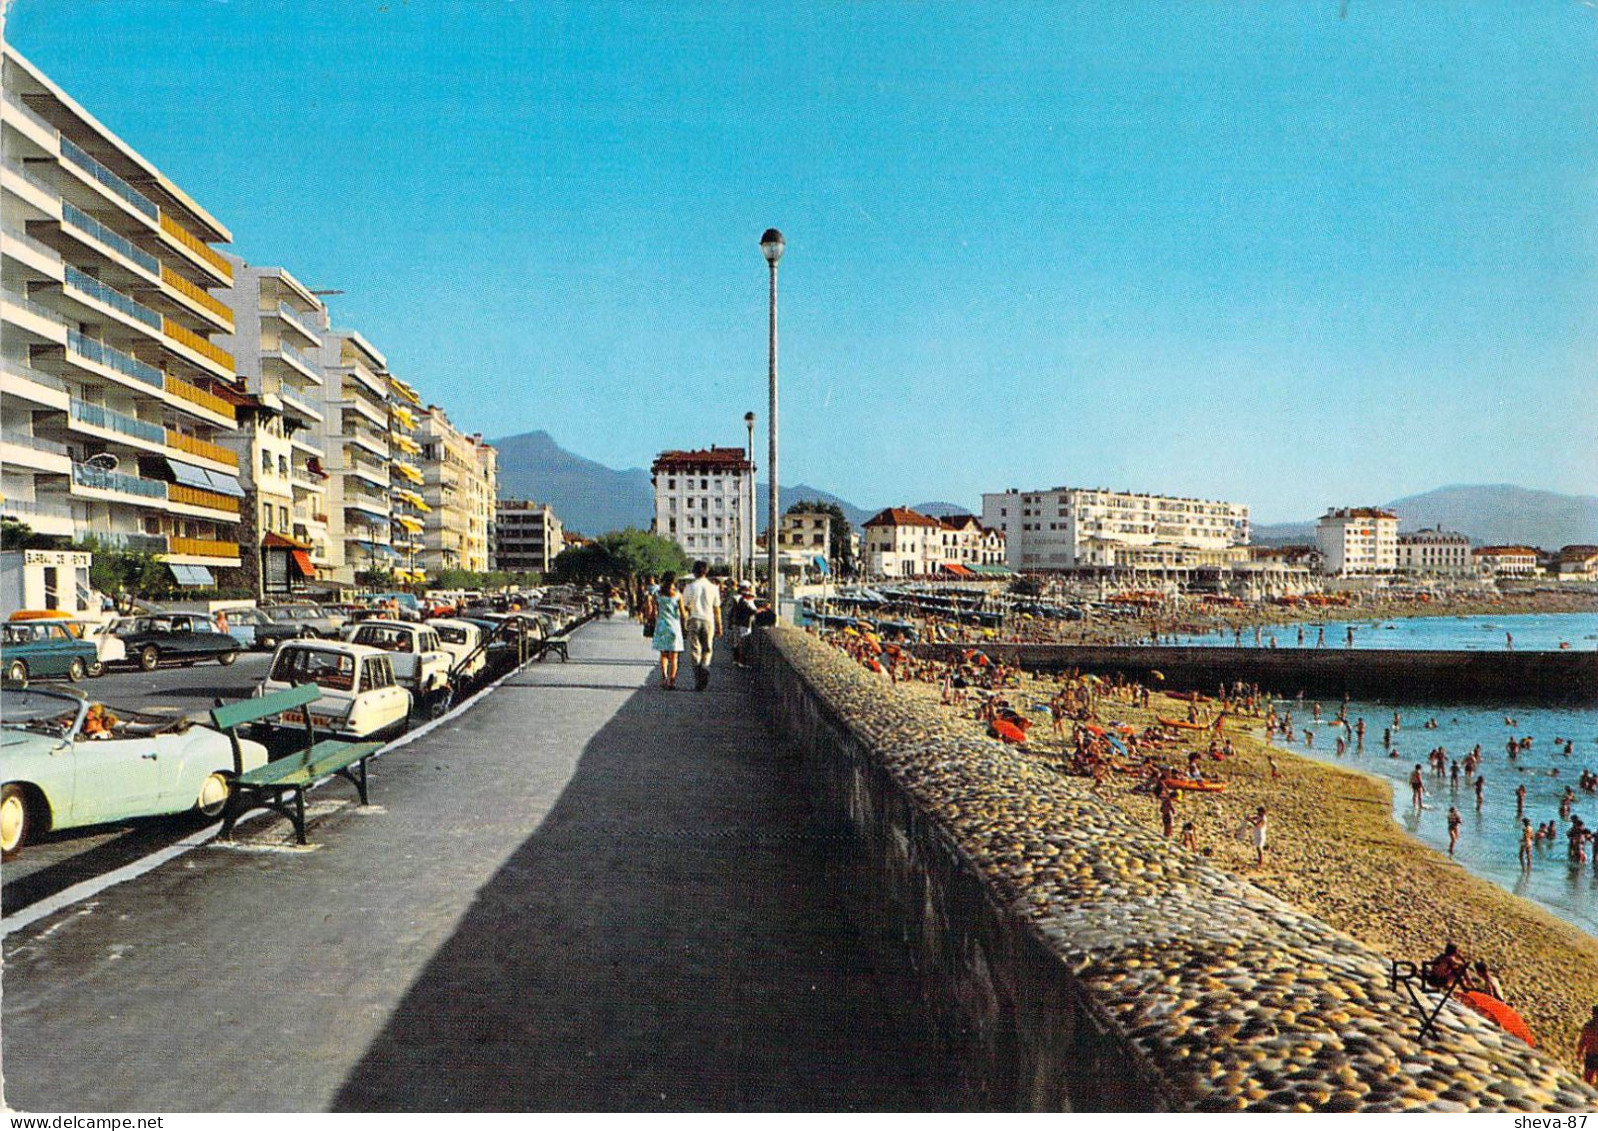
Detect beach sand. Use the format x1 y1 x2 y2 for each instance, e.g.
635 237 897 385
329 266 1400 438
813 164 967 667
890 669 1598 1071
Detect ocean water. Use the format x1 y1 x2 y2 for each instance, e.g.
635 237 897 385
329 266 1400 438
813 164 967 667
1269 698 1598 938
1173 612 1598 652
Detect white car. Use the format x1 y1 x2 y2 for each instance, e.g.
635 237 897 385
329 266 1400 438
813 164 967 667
258 640 411 740
56 619 126 677
344 620 453 716
425 618 486 682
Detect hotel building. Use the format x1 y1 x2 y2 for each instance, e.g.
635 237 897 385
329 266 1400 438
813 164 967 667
2 46 245 586
1315 507 1398 576
650 446 757 572
1395 528 1472 577
981 487 1250 571
416 405 496 574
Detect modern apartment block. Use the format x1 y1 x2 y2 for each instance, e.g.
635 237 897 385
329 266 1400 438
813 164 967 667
494 499 563 574
981 487 1250 571
315 328 393 584
1395 528 1472 577
416 405 496 574
215 257 332 593
650 446 757 572
387 374 427 583
1314 507 1399 576
2 45 245 585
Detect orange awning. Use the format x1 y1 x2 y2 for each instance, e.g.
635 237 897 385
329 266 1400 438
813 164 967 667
289 550 316 578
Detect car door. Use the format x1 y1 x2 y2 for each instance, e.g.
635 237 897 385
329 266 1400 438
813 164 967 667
67 728 163 824
367 656 409 728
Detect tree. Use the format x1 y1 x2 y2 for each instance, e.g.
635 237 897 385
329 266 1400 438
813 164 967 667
549 528 688 585
785 499 855 576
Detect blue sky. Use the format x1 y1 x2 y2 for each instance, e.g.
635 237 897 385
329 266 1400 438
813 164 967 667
11 1 1597 522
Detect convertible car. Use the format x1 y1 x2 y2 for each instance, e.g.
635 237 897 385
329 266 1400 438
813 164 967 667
0 686 269 860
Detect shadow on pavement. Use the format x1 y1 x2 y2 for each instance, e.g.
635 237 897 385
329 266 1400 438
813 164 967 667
331 661 969 1111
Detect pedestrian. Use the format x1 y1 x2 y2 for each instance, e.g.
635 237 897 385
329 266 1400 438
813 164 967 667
680 560 723 691
1579 1005 1598 1085
1447 806 1461 856
1410 764 1426 809
728 580 758 668
650 572 684 690
1247 805 1268 865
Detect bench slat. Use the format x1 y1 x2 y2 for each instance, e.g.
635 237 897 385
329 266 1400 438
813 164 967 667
211 684 321 731
238 739 384 788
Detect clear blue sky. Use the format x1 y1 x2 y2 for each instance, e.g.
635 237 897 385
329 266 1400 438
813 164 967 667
11 1 1596 522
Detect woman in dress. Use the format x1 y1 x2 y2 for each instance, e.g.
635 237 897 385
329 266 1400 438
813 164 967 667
1248 804 1268 865
651 572 684 689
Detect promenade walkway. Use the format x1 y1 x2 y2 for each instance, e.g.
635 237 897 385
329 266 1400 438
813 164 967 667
2 618 964 1112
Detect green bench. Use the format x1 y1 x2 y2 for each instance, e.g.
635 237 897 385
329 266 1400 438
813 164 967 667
532 632 570 662
210 684 385 845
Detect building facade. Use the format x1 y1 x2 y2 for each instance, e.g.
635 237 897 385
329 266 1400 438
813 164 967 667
1314 507 1399 576
981 487 1249 571
650 447 756 571
416 405 496 574
1395 528 1472 576
1472 545 1538 577
862 506 942 577
2 46 246 586
495 499 563 574
314 329 393 584
778 511 831 562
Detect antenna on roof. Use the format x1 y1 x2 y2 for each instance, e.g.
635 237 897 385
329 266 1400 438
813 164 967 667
309 289 344 296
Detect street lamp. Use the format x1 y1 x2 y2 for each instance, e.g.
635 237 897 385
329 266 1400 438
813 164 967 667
744 410 756 585
760 228 784 604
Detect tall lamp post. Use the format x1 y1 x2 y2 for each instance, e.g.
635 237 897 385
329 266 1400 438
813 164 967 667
760 228 784 603
744 410 756 586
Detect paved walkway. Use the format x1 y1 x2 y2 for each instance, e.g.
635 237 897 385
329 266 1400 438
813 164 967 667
2 619 964 1111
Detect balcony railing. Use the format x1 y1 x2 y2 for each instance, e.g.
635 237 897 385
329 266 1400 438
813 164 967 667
165 429 239 468
161 265 234 328
1 90 60 141
3 286 71 330
0 156 58 200
162 316 235 373
59 137 160 221
61 202 160 275
276 301 322 343
0 358 69 394
78 531 168 554
72 462 166 499
158 211 233 282
2 431 69 457
168 482 240 514
2 498 73 523
64 265 163 329
70 397 165 445
278 340 318 375
1 222 63 264
67 329 165 388
163 374 237 421
168 536 239 559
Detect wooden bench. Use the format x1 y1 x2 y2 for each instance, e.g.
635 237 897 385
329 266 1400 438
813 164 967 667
210 684 385 845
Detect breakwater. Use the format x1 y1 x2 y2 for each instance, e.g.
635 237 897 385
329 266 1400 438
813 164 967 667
753 627 1597 1111
913 644 1598 706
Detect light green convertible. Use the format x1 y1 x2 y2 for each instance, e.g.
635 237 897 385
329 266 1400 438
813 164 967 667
1 687 270 860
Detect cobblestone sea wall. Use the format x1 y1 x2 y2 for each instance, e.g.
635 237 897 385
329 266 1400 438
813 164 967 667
751 628 1598 1112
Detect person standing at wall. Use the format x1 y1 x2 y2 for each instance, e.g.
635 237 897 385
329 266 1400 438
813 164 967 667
681 560 723 692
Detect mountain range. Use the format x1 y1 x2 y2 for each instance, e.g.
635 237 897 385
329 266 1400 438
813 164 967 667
493 432 1598 549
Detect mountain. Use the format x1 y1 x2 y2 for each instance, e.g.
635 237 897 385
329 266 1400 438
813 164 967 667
757 483 872 530
491 431 653 536
1252 485 1598 548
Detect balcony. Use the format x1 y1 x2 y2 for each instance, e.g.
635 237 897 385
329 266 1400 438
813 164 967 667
63 265 163 330
167 536 239 559
1 497 75 536
3 286 71 341
61 202 160 276
168 482 240 515
69 398 166 445
274 301 322 344
160 265 234 332
0 358 70 408
1 221 65 270
67 328 164 389
59 137 160 221
164 374 236 422
2 90 60 144
158 211 232 284
278 340 319 378
165 429 239 469
76 530 168 555
71 462 166 499
0 430 70 470
162 316 236 377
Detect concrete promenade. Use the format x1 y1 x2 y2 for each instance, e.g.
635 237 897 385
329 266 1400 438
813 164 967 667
2 618 963 1112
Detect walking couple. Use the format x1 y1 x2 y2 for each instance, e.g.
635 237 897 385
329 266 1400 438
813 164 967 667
650 560 722 691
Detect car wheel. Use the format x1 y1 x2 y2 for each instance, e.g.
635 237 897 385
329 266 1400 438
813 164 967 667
87 660 106 678
196 772 232 818
217 650 238 667
139 645 160 672
426 688 454 720
1 785 29 861
5 659 27 685
66 657 87 682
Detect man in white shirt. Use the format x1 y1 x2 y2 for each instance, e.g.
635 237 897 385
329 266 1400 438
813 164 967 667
680 560 723 691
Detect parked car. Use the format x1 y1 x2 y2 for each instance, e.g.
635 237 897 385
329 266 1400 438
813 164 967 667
257 640 411 740
2 621 100 684
111 613 241 671
0 686 270 860
425 617 487 683
266 603 346 638
58 618 127 676
343 619 453 716
221 606 313 651
367 592 423 622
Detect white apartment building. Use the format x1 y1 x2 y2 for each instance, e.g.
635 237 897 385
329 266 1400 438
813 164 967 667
651 447 756 571
1315 507 1398 576
981 487 1250 571
2 46 245 585
1473 545 1538 578
778 511 831 563
315 329 393 584
936 514 1007 570
387 375 427 583
416 405 496 574
1395 528 1472 576
495 499 563 574
862 507 943 577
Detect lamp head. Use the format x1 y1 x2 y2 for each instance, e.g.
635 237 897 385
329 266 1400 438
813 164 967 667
760 228 785 265
744 411 756 427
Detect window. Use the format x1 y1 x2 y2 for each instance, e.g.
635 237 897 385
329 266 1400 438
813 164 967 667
667 478 676 489
262 451 272 473
279 506 290 530
270 646 356 691
278 455 288 477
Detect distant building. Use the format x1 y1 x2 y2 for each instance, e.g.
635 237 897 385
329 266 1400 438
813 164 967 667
495 499 563 575
650 446 756 571
1249 544 1325 572
416 406 496 574
934 514 1007 570
862 506 943 577
1395 528 1472 577
1315 507 1398 576
981 487 1249 571
1558 545 1598 580
778 510 831 563
1473 545 1538 577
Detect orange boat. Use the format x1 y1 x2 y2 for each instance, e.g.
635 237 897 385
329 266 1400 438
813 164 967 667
992 719 1028 745
1162 778 1227 793
1167 691 1211 703
1458 991 1535 1047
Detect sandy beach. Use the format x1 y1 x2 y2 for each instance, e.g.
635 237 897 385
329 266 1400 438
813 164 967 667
886 665 1598 1072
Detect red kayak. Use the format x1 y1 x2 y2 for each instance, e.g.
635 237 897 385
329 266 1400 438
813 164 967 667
1458 991 1535 1047
992 719 1028 745
1162 778 1227 793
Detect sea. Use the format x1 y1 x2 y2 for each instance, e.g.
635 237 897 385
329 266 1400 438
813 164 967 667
1232 615 1598 937
1172 611 1598 652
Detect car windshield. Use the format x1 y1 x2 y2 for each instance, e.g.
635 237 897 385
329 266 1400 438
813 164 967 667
353 626 413 652
269 647 356 691
434 626 468 644
0 688 84 737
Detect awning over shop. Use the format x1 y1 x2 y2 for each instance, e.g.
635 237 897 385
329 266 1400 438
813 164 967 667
394 515 424 534
168 564 215 586
942 562 975 577
289 550 316 578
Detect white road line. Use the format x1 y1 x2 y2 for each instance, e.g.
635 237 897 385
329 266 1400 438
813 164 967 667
0 647 551 938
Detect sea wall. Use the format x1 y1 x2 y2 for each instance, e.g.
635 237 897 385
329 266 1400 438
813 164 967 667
910 644 1598 705
751 627 1598 1112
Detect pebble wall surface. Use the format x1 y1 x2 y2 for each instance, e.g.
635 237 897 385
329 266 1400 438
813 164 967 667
765 628 1598 1113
